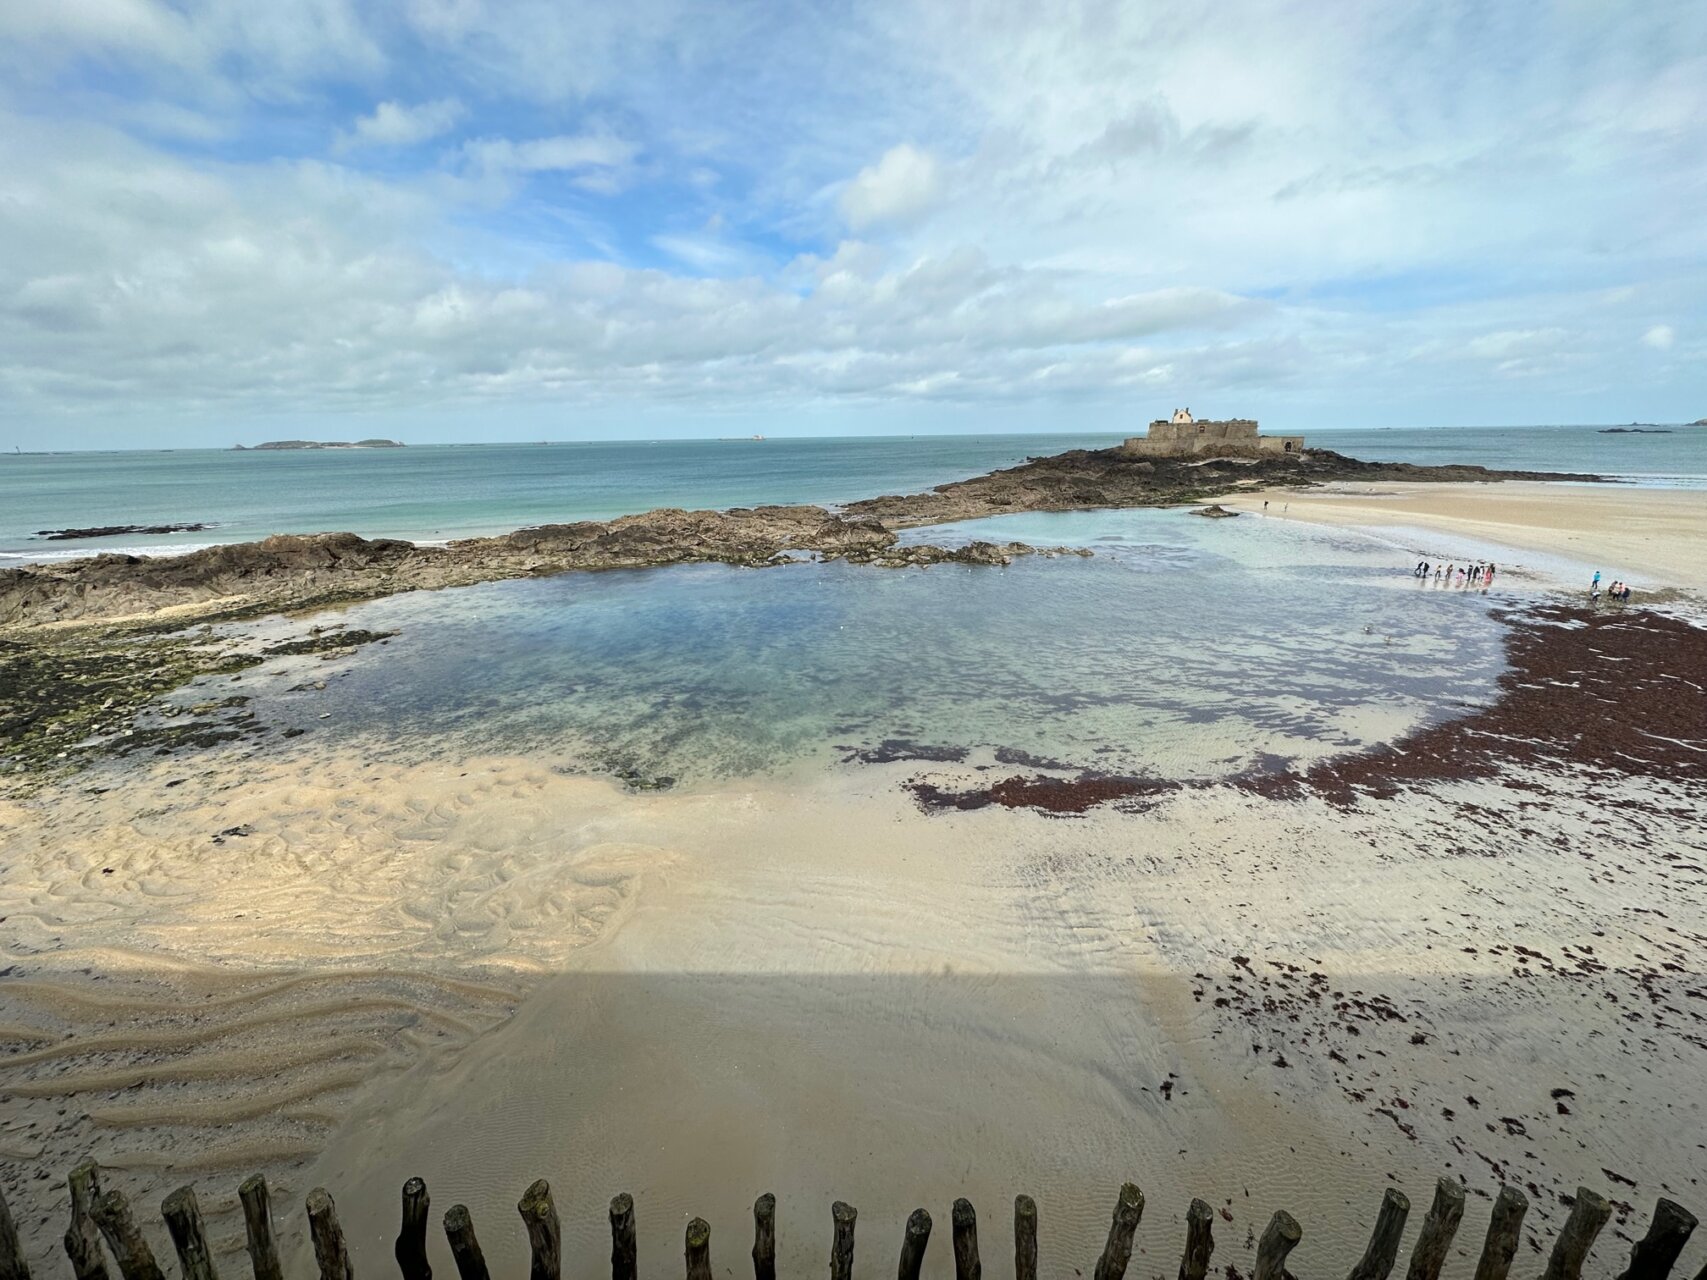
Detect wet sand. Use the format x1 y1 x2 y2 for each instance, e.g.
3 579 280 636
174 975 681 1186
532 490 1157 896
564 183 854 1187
1226 483 1707 594
4 736 1704 1279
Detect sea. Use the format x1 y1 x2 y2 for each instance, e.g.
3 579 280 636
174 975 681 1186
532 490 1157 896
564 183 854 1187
3 424 1704 563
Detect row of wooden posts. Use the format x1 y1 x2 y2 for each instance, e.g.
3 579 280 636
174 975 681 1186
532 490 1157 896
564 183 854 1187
2 1165 1701 1280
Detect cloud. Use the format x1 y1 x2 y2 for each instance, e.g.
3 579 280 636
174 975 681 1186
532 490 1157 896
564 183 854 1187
337 99 465 151
839 144 942 230
458 133 639 194
3 0 1707 440
1466 329 1568 361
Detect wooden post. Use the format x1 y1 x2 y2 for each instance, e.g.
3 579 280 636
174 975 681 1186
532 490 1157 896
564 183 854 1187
1 1184 29 1280
1403 1179 1465 1280
685 1218 713 1280
395 1179 431 1280
64 1162 109 1280
609 1194 637 1280
307 1189 354 1280
1178 1198 1215 1280
517 1181 560 1280
1252 1211 1301 1280
1347 1189 1411 1280
442 1207 489 1280
1092 1184 1144 1280
1014 1196 1037 1280
752 1194 776 1280
91 1189 166 1280
238 1176 283 1280
1471 1186 1528 1280
1541 1189 1612 1280
951 1200 979 1280
898 1209 932 1280
831 1202 858 1280
161 1187 219 1280
1616 1199 1698 1280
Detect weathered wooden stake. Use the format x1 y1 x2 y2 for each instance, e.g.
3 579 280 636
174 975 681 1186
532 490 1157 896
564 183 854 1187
608 1193 637 1280
1092 1184 1144 1280
307 1188 354 1280
685 1218 713 1280
0 1184 29 1280
161 1187 219 1280
91 1189 165 1280
1179 1198 1215 1280
1347 1188 1411 1280
237 1176 282 1280
1616 1199 1698 1280
752 1194 776 1280
1471 1185 1527 1280
393 1178 430 1280
951 1200 979 1280
517 1181 560 1280
1014 1196 1037 1280
1403 1179 1465 1280
898 1209 932 1280
1541 1189 1612 1280
1252 1211 1301 1280
831 1202 858 1280
64 1162 109 1280
442 1206 489 1280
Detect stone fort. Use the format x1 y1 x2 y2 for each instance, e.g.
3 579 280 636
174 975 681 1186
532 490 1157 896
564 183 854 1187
1121 408 1304 458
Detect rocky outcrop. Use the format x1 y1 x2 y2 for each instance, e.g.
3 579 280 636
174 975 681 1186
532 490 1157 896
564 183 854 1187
35 523 211 541
0 445 1603 631
839 446 1601 528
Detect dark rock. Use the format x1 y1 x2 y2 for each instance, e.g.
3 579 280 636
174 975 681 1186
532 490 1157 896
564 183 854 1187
35 523 210 541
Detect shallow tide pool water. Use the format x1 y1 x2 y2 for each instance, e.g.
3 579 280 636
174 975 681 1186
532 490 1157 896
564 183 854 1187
214 509 1511 787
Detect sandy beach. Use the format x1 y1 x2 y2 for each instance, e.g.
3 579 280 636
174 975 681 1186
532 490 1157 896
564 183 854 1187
4 720 1705 1279
1225 483 1707 595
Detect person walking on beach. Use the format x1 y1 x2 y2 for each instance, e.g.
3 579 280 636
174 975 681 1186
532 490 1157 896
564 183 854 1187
1486 562 1496 585
1591 570 1601 594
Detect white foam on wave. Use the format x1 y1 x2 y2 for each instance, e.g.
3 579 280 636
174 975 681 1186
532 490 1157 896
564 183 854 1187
0 540 233 564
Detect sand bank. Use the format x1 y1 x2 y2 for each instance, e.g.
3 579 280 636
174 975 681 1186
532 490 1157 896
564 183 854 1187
4 736 1704 1279
1225 482 1707 594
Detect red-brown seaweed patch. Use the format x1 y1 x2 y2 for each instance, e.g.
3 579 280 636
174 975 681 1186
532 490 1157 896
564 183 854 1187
903 606 1707 815
1283 605 1707 807
907 772 1175 814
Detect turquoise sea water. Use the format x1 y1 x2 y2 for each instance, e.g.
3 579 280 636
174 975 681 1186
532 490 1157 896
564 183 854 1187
200 508 1509 787
4 425 1704 564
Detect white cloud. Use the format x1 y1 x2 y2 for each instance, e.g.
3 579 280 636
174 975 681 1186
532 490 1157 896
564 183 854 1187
3 0 1707 438
839 144 942 230
458 134 639 194
1466 329 1568 361
338 99 465 151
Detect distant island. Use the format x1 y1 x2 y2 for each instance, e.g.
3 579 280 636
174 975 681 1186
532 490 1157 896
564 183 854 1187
1599 428 1671 435
232 439 404 451
1694 418 1707 426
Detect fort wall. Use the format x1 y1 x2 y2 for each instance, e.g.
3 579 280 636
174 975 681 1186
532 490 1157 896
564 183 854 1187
1121 417 1304 458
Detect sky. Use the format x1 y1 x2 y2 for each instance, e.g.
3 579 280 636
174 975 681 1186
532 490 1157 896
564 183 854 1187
2 0 1704 449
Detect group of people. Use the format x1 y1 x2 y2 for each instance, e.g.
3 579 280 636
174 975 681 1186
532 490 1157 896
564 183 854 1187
1590 570 1633 603
1412 559 1495 587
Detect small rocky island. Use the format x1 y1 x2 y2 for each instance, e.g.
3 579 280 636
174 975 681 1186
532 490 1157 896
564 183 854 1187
233 439 404 450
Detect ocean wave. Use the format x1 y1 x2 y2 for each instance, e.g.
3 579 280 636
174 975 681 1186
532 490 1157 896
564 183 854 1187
0 540 232 564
